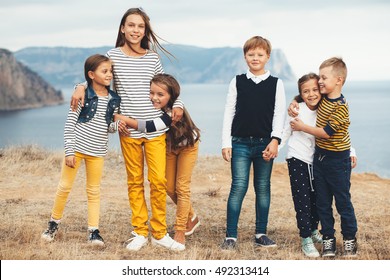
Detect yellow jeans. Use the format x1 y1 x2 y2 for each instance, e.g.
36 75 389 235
51 152 104 229
166 141 199 231
120 134 167 239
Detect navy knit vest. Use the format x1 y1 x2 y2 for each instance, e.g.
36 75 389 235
231 74 278 138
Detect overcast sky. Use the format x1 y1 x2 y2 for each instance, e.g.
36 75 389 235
1 0 390 81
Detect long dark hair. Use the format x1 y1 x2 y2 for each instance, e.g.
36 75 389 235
115 8 173 58
151 74 200 150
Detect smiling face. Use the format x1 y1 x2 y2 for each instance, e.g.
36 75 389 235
318 66 341 96
244 47 270 76
149 82 171 110
88 61 113 88
120 14 146 48
299 78 321 110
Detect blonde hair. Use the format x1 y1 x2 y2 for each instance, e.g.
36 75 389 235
320 57 348 84
243 36 272 55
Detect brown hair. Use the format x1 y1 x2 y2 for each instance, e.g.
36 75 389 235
243 36 272 55
319 57 348 84
84 54 111 86
151 74 180 110
151 73 201 150
115 8 173 58
294 72 320 102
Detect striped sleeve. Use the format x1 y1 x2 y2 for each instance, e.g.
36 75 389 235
316 97 351 151
63 103 82 157
107 48 169 139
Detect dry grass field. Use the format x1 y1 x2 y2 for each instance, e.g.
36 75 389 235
0 145 389 260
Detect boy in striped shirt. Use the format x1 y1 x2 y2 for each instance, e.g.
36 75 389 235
290 57 358 258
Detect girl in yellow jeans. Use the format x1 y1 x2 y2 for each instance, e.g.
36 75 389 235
41 54 123 245
117 73 201 248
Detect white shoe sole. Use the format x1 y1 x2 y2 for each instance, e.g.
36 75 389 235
185 220 200 236
151 238 185 251
126 240 148 251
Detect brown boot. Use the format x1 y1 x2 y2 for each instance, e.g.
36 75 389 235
185 214 200 236
174 230 186 245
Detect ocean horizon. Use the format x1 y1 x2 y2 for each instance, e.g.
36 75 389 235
1 80 389 179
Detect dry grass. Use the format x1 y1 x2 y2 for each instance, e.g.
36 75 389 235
0 145 389 260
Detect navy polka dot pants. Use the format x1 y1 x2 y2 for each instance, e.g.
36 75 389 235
287 157 320 238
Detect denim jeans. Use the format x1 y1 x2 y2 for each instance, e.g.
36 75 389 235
314 152 357 239
226 137 274 238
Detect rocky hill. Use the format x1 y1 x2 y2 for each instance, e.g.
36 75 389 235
0 49 63 111
15 45 295 88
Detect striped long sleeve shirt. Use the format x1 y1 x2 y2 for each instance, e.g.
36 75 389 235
64 96 118 157
315 94 351 153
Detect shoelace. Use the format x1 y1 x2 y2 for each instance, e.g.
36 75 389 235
323 239 334 250
344 239 356 251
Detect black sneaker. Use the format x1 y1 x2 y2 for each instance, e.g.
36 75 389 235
41 221 59 242
221 238 237 250
343 238 357 257
322 237 336 257
255 235 277 247
88 229 105 246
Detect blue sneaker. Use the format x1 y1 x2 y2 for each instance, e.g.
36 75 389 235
255 235 277 247
221 238 237 250
322 237 336 257
343 238 357 257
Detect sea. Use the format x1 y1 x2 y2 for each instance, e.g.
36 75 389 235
1 81 389 179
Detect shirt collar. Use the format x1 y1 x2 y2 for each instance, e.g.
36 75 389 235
246 69 270 82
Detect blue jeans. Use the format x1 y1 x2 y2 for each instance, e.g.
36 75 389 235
226 137 274 238
314 151 357 239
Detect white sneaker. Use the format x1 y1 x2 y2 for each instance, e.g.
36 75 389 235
126 231 148 251
151 233 185 251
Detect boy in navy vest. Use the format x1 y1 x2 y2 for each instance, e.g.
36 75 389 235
221 36 286 249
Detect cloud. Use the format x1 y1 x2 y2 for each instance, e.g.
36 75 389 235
1 0 390 80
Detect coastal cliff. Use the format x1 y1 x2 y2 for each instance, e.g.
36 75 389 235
0 49 63 111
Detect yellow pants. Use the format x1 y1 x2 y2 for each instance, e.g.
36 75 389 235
166 141 199 231
51 152 104 229
120 134 167 239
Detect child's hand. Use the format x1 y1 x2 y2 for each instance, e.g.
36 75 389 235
262 139 279 161
118 121 131 136
262 150 272 161
70 85 85 112
65 156 76 168
171 107 184 124
290 117 305 131
351 156 357 169
222 148 232 162
288 100 299 117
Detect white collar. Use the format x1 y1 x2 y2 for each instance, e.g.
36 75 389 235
246 69 270 81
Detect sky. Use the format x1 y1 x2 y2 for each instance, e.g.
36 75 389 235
1 0 390 81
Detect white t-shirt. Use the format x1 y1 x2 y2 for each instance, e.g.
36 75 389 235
279 102 317 165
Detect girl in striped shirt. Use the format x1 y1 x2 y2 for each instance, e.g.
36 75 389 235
41 54 121 246
71 8 185 251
